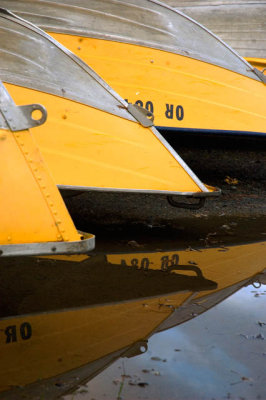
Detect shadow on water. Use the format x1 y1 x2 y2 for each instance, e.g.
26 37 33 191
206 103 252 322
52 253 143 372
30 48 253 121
0 218 265 399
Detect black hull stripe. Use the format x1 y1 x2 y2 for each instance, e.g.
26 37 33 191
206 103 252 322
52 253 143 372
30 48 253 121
157 126 266 138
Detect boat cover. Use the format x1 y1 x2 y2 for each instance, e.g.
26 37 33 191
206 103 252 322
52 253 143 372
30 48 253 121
0 0 264 83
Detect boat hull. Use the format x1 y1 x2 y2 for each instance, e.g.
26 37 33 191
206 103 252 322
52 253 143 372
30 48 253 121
5 83 213 196
51 35 266 136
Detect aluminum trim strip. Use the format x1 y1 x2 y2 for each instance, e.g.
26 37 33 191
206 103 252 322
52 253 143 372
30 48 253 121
0 235 95 257
150 126 208 193
58 184 221 197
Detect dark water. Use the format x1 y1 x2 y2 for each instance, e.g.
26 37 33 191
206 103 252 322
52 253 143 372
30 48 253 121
0 220 265 400
69 284 266 400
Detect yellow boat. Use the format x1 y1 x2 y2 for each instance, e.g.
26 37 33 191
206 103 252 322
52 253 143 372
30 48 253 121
2 0 265 137
0 240 265 396
0 9 219 207
246 58 266 72
0 80 94 257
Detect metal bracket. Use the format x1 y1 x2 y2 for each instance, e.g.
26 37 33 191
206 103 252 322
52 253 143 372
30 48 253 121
0 81 47 131
167 196 206 209
122 340 148 358
249 268 266 288
127 103 154 127
253 68 266 84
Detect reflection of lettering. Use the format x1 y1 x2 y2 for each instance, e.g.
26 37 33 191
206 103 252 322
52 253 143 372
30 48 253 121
20 322 32 341
121 254 181 271
121 258 150 270
5 325 17 344
4 322 32 344
161 254 179 271
120 254 203 277
131 258 139 267
161 255 203 277
140 258 150 270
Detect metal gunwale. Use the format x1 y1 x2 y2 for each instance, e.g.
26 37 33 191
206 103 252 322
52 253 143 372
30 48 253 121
2 0 264 83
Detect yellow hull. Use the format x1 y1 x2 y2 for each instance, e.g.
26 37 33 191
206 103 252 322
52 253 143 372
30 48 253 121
52 35 266 135
5 83 213 196
0 82 94 256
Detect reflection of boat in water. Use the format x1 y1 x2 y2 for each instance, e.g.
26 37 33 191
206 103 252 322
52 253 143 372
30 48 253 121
157 268 266 333
3 0 266 137
0 254 217 395
0 9 218 207
0 239 265 398
0 80 94 257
